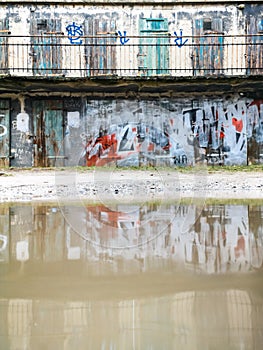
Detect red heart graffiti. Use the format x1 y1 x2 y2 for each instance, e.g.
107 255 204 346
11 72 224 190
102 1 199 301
232 118 243 132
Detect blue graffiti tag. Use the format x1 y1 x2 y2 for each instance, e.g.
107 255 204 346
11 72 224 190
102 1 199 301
174 29 188 48
117 31 130 45
66 22 84 45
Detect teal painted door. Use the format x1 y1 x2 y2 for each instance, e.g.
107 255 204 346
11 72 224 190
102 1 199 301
139 18 169 76
44 109 64 166
0 100 9 167
33 100 65 167
193 18 224 76
30 19 62 75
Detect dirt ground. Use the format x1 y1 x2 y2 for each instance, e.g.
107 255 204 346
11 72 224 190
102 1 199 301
0 168 262 203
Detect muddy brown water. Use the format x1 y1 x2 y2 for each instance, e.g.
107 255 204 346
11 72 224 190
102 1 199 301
0 202 262 349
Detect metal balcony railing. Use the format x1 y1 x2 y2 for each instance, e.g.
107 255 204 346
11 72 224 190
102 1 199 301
0 34 262 78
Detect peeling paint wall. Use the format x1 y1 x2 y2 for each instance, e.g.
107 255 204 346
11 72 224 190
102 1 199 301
0 4 261 76
73 97 262 167
0 100 10 167
2 95 261 167
10 99 33 167
0 2 262 166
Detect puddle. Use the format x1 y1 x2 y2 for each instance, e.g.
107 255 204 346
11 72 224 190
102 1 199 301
0 202 262 349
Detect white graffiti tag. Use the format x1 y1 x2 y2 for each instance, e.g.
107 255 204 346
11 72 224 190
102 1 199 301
0 124 7 137
0 234 8 253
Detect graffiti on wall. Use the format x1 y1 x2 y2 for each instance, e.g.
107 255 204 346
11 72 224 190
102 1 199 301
69 98 262 167
83 122 172 167
0 122 7 137
117 31 130 45
246 99 263 163
0 108 9 166
66 22 84 45
4 97 263 168
174 29 188 48
10 112 33 167
78 100 190 167
182 100 248 165
65 21 188 47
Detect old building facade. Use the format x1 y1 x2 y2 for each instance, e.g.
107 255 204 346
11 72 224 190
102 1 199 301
0 0 263 167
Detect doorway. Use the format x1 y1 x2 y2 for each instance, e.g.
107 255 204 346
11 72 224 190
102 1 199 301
32 100 65 167
139 18 169 76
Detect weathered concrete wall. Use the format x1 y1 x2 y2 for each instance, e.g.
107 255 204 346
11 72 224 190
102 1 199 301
67 96 263 167
0 2 255 37
0 3 261 77
1 94 262 167
0 2 261 167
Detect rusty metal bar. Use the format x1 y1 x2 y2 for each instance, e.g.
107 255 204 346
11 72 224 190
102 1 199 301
0 34 262 77
4 34 263 38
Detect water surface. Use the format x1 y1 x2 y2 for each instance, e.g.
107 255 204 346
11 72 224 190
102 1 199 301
0 202 263 349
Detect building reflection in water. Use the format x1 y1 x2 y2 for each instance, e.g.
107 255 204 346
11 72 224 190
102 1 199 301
1 203 262 272
0 203 263 349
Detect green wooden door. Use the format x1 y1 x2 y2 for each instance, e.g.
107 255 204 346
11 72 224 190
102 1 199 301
85 17 117 76
44 109 64 166
33 100 65 167
139 18 169 76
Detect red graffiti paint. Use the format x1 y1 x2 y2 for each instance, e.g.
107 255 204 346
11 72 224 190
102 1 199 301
232 118 243 132
248 99 263 108
86 133 118 166
86 204 139 233
85 123 170 167
234 236 245 258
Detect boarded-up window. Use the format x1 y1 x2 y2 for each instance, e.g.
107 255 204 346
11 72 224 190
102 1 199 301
193 18 224 76
139 18 169 76
84 18 117 76
30 19 62 75
246 17 263 75
0 19 9 74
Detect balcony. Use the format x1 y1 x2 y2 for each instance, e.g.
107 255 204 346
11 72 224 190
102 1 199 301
0 33 262 78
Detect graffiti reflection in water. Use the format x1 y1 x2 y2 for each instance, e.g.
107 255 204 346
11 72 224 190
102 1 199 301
0 203 263 350
0 203 263 273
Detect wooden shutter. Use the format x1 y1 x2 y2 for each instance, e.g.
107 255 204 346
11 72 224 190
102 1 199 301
246 17 263 75
30 18 62 75
84 17 117 76
0 19 9 74
193 18 224 76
